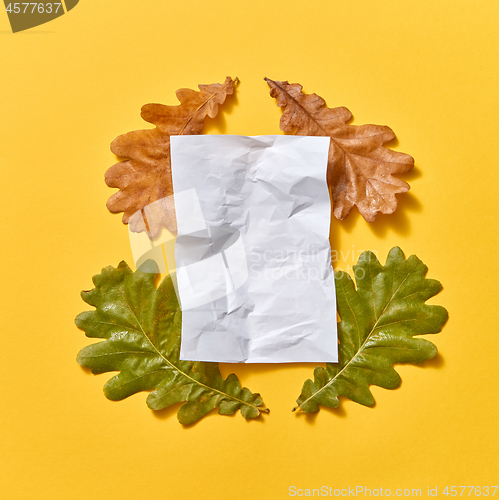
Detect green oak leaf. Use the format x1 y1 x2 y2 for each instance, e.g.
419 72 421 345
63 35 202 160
294 247 448 413
75 261 268 424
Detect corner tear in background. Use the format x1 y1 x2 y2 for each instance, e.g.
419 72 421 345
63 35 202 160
4 0 79 33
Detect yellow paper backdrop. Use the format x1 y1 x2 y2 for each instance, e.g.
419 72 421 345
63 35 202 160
1 1 498 498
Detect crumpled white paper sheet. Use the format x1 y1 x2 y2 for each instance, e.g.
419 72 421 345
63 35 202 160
170 135 338 363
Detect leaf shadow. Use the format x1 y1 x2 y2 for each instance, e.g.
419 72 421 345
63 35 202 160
419 352 445 369
295 395 377 423
370 190 422 238
203 84 239 135
79 365 93 375
330 166 422 245
150 403 181 421
291 354 444 423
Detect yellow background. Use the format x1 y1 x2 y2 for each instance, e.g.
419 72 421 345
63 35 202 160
1 1 498 498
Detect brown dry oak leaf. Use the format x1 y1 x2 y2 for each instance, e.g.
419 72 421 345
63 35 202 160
265 78 414 222
105 77 237 237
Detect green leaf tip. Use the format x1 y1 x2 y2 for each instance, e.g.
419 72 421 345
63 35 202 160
295 247 448 414
75 260 268 424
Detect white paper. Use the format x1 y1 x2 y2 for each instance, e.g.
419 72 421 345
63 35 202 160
170 135 338 363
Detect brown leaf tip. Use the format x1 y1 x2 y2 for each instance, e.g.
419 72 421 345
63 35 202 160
265 78 415 223
105 77 238 235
